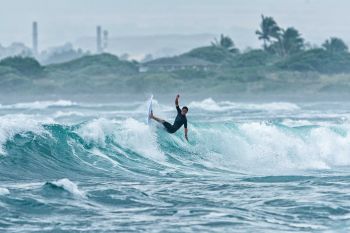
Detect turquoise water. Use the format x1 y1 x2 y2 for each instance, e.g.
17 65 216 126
1 98 350 232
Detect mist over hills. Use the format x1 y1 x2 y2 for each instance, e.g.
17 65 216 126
1 45 350 99
2 15 350 100
75 33 216 59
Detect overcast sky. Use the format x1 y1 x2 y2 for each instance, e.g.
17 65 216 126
1 0 350 49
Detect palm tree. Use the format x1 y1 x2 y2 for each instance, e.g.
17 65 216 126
212 34 239 54
322 37 348 53
281 27 304 55
256 15 281 49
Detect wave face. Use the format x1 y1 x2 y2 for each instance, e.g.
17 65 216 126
1 99 350 232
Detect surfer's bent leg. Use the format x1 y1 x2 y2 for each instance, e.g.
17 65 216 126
151 112 175 133
151 112 165 123
163 121 176 133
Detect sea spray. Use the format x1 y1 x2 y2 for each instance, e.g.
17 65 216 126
0 187 10 195
1 99 350 232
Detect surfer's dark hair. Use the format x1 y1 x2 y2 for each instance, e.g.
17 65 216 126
182 106 189 112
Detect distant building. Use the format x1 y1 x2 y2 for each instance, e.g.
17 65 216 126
32 21 38 57
96 26 102 53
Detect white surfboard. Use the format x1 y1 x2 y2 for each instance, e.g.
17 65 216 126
147 95 153 125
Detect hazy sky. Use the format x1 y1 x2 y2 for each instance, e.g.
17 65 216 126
1 0 350 49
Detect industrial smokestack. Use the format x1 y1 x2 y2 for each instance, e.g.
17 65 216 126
32 21 38 56
96 26 102 53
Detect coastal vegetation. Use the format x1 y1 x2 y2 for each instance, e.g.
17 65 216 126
1 15 350 96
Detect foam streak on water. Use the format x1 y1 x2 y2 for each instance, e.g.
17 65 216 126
1 98 350 232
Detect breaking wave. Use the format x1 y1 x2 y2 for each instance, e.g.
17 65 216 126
189 98 300 112
0 100 77 110
0 114 349 182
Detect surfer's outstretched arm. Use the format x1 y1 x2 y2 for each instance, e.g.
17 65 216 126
150 111 165 123
184 128 188 141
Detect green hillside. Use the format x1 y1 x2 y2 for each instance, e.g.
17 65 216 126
1 34 350 96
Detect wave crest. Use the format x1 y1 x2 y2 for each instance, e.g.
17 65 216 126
189 98 300 112
0 114 51 155
0 187 10 195
0 116 349 177
47 178 85 198
0 100 76 110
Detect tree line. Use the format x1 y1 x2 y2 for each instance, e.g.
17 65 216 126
213 15 349 57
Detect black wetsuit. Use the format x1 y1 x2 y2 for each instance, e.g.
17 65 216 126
163 106 187 133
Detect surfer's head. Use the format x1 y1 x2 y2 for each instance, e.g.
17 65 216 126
181 106 188 116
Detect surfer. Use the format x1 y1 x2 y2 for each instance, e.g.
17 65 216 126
150 94 189 141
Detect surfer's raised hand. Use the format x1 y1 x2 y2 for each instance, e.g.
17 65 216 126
175 95 180 106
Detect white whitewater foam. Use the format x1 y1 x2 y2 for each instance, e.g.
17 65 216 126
77 118 118 147
0 114 52 155
308 127 350 166
53 111 85 118
0 187 10 195
281 119 315 127
116 118 164 161
243 102 300 111
189 98 300 112
0 100 76 110
190 121 350 173
51 178 85 198
189 98 227 111
237 122 328 170
77 117 164 161
76 115 350 173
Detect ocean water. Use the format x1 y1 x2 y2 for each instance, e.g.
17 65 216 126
1 97 350 232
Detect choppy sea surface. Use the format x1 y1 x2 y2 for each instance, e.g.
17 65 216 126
1 97 350 232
